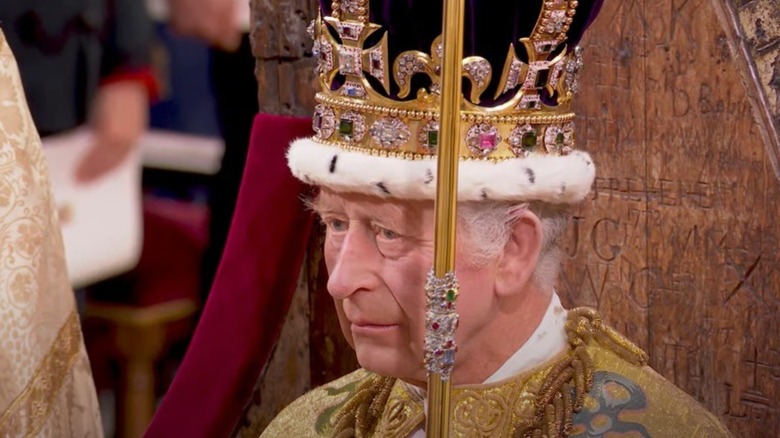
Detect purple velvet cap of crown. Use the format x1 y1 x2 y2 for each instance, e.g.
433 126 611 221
319 0 604 105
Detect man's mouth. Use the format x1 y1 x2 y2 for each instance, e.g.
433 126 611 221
350 322 398 333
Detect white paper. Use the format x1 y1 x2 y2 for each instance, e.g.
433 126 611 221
42 129 143 288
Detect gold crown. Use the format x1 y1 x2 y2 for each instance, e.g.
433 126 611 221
308 0 585 161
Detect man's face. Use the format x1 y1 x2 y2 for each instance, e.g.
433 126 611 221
316 189 498 385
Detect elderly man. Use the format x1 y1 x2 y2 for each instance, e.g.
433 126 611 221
262 0 733 436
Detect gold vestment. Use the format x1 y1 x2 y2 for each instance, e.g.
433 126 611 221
262 308 731 437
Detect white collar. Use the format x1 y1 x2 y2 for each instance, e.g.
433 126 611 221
403 292 569 410
483 292 568 383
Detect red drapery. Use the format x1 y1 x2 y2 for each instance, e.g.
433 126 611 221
144 114 315 437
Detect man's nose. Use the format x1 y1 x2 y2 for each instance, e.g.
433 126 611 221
327 227 378 300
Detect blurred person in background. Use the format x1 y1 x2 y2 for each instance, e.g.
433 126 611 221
0 0 156 183
165 0 258 301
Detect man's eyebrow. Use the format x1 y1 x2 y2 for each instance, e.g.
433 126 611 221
366 207 409 232
304 194 339 215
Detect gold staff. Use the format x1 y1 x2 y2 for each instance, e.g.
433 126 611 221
425 0 466 436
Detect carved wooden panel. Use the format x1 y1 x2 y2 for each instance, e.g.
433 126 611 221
711 0 780 176
561 0 780 435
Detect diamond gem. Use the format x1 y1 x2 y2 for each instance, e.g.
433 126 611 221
544 125 566 154
502 58 526 95
306 20 315 40
397 54 425 85
546 10 568 33
369 117 411 149
550 62 564 86
565 46 584 95
519 94 541 110
341 0 360 15
312 105 336 139
338 46 362 76
562 121 576 153
463 59 491 88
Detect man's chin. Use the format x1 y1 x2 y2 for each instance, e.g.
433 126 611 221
355 346 424 382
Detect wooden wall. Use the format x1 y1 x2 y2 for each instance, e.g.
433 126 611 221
562 0 780 435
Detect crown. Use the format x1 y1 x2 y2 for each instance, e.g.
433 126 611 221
307 0 587 161
288 0 601 204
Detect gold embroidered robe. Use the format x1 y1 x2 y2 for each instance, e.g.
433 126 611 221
261 308 732 438
0 30 103 436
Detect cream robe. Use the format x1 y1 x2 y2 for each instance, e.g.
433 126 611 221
0 30 103 437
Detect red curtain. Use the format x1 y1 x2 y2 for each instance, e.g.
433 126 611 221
144 114 315 437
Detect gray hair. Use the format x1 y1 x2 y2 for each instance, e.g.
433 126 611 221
458 201 569 291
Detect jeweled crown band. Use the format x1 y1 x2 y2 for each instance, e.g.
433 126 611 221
288 0 600 204
309 0 587 162
312 95 576 160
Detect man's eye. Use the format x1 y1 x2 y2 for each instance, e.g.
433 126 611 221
378 227 399 240
326 218 348 232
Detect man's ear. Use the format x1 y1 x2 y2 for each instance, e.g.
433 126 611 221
495 209 543 297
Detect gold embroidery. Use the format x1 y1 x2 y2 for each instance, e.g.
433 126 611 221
512 308 647 438
0 311 83 437
374 384 424 438
328 307 649 438
331 374 395 437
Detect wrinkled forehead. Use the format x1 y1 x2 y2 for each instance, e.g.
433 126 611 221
316 189 434 227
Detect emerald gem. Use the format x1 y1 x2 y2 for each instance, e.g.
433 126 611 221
534 69 549 88
521 131 537 150
556 132 565 145
339 118 354 137
446 288 457 302
427 129 438 147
